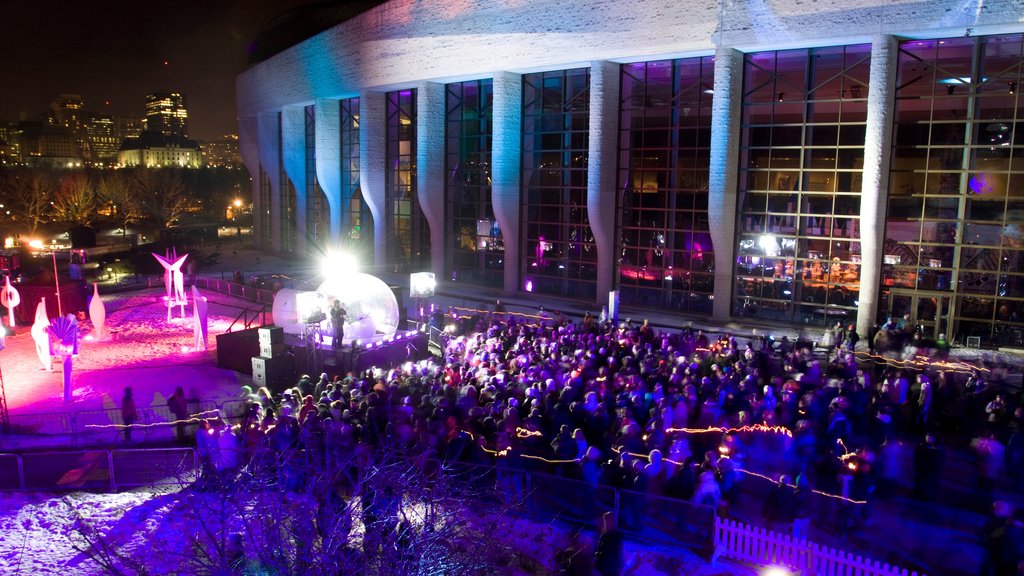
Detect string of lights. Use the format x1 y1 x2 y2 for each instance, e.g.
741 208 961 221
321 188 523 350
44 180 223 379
83 410 223 430
851 351 987 375
666 424 795 438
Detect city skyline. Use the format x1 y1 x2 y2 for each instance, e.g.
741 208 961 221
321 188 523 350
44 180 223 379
0 0 308 141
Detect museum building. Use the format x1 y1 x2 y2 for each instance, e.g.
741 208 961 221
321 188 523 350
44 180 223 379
237 0 1024 347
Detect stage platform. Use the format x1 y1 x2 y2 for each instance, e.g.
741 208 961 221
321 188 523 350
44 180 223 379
216 326 431 392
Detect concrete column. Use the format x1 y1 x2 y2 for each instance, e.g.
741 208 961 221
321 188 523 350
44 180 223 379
238 116 262 248
281 106 307 254
359 91 387 271
857 35 898 338
417 82 446 277
256 111 282 252
587 60 620 302
315 99 343 248
708 47 744 321
491 71 522 295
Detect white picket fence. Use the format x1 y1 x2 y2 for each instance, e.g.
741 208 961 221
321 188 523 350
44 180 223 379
714 517 924 576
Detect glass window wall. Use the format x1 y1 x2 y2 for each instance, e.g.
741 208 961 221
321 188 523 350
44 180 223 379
886 35 1024 346
387 89 429 272
618 57 715 313
280 113 297 252
340 98 372 258
446 79 500 287
305 105 328 251
735 45 870 325
521 68 596 299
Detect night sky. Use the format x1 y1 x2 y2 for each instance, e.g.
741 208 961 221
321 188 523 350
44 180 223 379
0 0 311 141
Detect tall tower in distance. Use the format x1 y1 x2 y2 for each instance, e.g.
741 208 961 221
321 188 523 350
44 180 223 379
144 92 188 137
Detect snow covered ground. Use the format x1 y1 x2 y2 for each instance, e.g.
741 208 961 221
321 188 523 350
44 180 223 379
0 486 753 576
2 288 257 417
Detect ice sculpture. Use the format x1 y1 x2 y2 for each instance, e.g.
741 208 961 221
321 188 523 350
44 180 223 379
31 298 51 371
89 283 108 341
152 250 189 321
0 276 19 328
191 285 209 350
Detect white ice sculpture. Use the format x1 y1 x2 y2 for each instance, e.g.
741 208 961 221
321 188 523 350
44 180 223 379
152 250 189 321
0 276 19 328
30 298 51 371
89 283 108 341
191 285 209 350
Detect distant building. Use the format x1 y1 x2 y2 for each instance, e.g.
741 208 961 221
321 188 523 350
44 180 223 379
201 134 242 167
48 94 87 159
86 114 120 164
0 122 20 164
118 131 202 168
17 121 81 168
116 115 143 140
144 92 188 137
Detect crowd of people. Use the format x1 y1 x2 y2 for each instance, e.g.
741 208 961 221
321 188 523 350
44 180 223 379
186 310 1024 575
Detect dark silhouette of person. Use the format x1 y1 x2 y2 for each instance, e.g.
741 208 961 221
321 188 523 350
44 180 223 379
329 299 347 351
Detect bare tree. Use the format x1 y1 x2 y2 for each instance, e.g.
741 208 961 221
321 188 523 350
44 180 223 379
97 172 144 239
52 172 97 226
4 169 54 235
64 441 544 576
128 168 190 229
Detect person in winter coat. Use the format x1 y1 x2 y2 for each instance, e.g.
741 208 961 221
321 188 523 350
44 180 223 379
122 386 138 442
594 512 625 576
763 475 796 532
792 473 814 541
692 469 722 509
168 386 190 443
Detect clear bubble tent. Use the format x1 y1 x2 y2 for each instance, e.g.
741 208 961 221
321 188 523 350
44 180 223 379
271 273 399 343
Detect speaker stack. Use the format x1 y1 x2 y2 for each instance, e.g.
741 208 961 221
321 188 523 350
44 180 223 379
252 326 289 392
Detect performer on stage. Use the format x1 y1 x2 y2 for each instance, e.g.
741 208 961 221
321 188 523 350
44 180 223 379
329 299 347 351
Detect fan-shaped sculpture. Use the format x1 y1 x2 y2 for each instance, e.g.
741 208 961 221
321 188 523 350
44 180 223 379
48 314 80 404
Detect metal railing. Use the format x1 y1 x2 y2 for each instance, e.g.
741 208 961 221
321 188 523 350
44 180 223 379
194 276 276 306
2 447 196 492
225 304 269 333
3 399 220 447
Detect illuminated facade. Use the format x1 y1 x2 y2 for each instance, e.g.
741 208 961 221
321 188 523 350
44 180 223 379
238 0 1024 347
118 132 203 168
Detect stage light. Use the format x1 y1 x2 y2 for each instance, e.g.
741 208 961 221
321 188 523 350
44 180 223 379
761 567 794 576
410 272 436 299
321 250 358 281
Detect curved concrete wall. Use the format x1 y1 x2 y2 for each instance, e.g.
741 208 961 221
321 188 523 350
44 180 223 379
238 0 1021 116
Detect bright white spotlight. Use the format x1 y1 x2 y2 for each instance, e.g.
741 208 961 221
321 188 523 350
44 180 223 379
321 251 358 281
761 567 794 576
758 234 780 257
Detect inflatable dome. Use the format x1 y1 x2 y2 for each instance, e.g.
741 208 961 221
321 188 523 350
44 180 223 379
271 273 400 343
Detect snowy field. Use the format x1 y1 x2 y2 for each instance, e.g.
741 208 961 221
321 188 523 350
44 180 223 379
2 288 257 416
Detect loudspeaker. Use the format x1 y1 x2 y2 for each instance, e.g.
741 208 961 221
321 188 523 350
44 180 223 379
258 326 284 346
259 342 286 358
252 355 288 391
